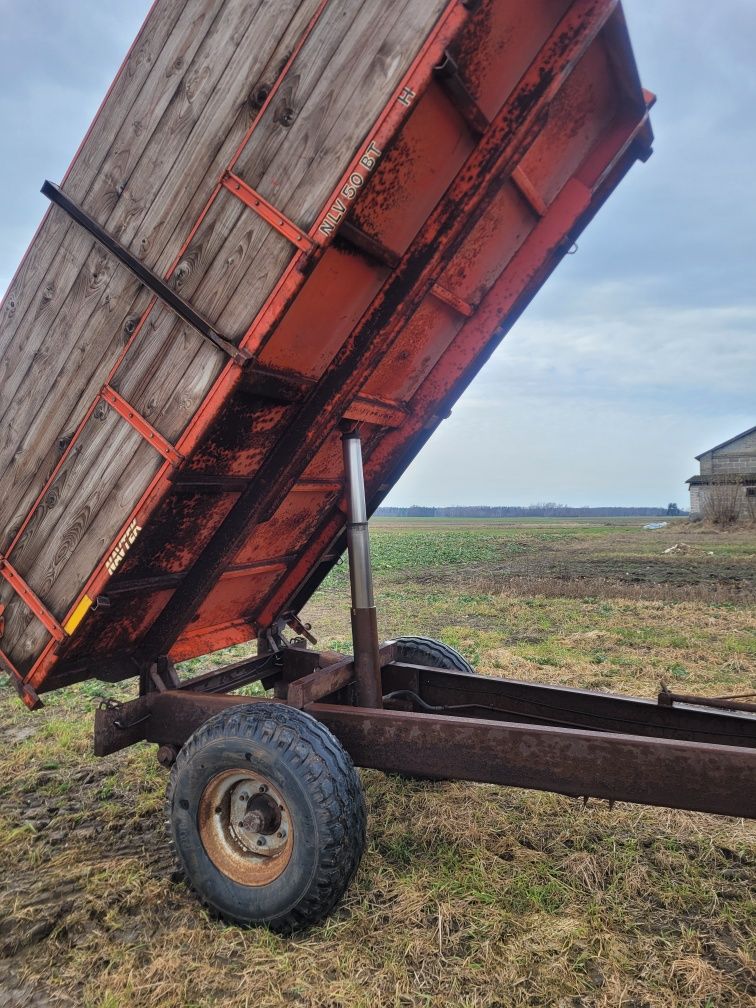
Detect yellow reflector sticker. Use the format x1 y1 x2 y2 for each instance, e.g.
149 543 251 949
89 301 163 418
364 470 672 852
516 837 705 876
63 594 94 636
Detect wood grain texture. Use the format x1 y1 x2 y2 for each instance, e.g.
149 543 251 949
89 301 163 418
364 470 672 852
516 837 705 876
0 0 449 667
0 0 189 363
0 1 223 417
0 0 316 544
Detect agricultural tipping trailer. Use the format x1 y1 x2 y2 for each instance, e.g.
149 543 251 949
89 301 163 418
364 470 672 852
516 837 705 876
1 0 754 931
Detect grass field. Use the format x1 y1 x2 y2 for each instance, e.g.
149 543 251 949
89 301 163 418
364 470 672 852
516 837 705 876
1 518 754 1008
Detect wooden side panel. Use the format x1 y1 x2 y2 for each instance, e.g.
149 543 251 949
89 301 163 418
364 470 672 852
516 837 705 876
0 0 189 361
1 0 323 542
0 0 452 670
0 1 653 688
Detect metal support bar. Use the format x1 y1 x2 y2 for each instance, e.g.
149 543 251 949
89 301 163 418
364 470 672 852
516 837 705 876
41 180 250 366
511 165 548 217
287 656 354 708
221 172 316 253
382 664 756 748
434 51 489 137
337 221 401 269
344 394 409 428
177 652 282 696
659 686 756 715
342 431 383 708
431 282 475 317
101 386 183 465
0 559 65 642
291 480 342 494
93 687 756 819
309 704 756 819
168 472 251 492
241 365 313 402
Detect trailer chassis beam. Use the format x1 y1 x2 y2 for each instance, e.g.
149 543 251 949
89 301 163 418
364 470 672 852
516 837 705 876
309 703 756 819
93 651 756 819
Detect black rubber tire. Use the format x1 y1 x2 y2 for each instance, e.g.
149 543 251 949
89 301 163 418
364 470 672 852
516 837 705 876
393 636 476 674
167 703 366 933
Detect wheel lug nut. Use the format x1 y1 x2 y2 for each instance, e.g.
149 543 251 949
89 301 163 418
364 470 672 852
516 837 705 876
259 784 267 793
257 837 266 846
238 792 249 802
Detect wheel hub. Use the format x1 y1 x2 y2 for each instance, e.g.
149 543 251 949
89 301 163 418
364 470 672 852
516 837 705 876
198 769 293 885
229 781 288 856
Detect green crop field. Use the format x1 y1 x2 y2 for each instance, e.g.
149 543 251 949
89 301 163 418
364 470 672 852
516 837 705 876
1 518 754 1007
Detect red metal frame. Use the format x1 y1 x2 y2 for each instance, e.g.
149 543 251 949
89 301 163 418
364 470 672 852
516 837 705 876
259 110 653 638
21 0 468 693
1 1 656 698
100 386 184 466
221 172 317 254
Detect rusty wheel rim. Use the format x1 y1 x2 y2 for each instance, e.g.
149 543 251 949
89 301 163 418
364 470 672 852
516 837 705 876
198 769 293 886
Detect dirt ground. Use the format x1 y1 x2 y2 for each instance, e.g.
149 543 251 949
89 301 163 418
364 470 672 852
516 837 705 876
0 518 754 1007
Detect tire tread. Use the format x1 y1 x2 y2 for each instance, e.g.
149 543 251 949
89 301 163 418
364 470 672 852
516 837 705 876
393 635 475 674
166 702 366 933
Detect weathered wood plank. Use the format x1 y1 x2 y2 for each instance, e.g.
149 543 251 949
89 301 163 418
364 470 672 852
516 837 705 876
0 0 453 669
0 0 229 527
0 266 149 548
0 1 317 542
0 1 222 411
0 0 229 415
0 588 44 678
10 409 141 591
6 417 163 668
0 0 189 361
43 440 162 620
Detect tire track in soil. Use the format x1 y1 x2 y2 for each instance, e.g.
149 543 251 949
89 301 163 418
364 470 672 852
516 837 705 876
0 756 174 1006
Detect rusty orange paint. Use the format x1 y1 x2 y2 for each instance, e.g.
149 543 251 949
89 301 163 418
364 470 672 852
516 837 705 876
16 0 653 694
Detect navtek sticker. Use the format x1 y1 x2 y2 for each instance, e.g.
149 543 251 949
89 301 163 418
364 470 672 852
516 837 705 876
105 519 142 575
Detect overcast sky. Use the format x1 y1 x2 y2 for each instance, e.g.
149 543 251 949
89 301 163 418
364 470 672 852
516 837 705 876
0 1 753 507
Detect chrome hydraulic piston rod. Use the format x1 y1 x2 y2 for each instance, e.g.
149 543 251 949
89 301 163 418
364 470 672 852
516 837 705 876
342 430 383 708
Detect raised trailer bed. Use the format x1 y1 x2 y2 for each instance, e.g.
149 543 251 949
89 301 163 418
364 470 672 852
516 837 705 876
2 0 753 930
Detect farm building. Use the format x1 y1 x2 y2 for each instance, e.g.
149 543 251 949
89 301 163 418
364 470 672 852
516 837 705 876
687 426 756 521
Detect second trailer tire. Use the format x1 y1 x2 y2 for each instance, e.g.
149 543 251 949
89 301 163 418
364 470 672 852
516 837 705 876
167 703 366 933
393 636 476 674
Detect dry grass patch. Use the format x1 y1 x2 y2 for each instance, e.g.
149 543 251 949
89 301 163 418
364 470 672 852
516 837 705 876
0 518 754 1007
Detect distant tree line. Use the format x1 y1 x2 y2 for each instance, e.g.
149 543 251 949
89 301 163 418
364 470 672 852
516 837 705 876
375 503 688 518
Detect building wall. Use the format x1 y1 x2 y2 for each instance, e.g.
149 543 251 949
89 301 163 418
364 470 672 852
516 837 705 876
690 484 755 521
689 485 704 518
689 429 756 519
697 430 756 476
710 429 756 474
